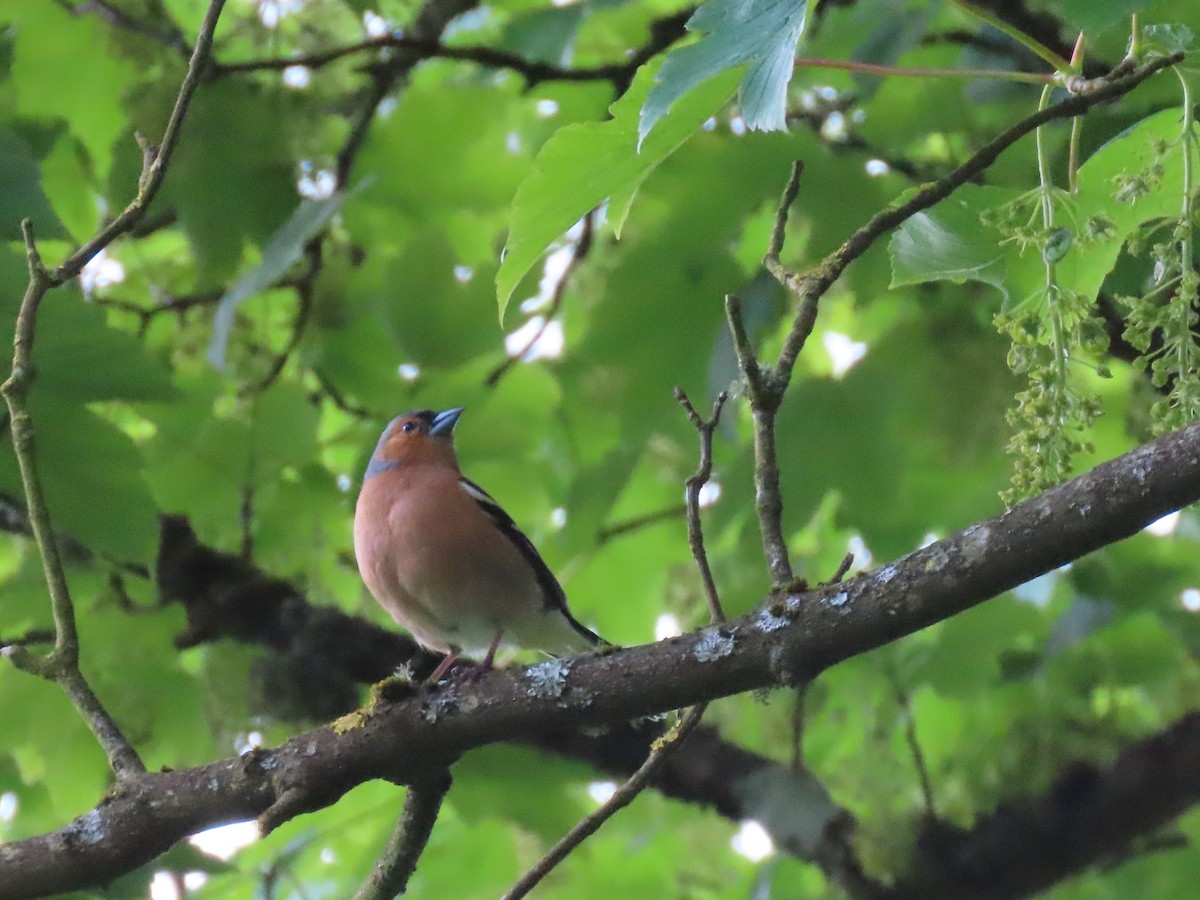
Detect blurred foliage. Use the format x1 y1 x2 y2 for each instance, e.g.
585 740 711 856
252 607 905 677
1 0 1200 898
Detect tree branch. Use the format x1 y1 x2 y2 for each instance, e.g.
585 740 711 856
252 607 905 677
768 52 1181 393
4 403 1197 897
353 771 453 900
213 8 691 96
727 53 1180 591
505 389 727 895
502 706 707 900
334 0 479 189
676 389 729 622
0 0 228 781
597 504 688 543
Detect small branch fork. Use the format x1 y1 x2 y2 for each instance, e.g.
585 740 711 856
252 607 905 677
502 389 729 897
725 51 1181 590
0 0 229 780
353 771 453 900
676 388 729 623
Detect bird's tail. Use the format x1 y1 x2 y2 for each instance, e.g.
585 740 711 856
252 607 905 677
562 608 606 648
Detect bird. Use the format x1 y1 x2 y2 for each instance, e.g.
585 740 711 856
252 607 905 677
353 407 604 682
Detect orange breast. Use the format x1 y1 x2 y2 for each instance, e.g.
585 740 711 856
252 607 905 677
354 465 545 656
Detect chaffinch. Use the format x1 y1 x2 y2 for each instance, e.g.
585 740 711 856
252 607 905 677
353 407 603 681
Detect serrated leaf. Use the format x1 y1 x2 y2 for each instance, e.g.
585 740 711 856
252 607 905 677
891 110 1191 307
209 186 362 369
496 62 738 317
639 0 808 143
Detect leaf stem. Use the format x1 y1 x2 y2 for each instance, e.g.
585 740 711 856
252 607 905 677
794 56 1055 84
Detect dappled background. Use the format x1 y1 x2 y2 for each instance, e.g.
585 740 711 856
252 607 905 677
2 0 1200 897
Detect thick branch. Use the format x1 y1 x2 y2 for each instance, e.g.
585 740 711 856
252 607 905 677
899 710 1200 898
3 418 1199 897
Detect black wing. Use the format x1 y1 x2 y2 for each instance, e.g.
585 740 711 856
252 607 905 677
459 478 602 646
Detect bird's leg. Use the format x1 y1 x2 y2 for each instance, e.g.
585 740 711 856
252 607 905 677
426 651 459 683
482 630 504 670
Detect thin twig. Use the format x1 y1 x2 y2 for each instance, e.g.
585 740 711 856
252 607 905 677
891 672 936 817
67 0 191 57
0 0 228 780
212 8 689 96
56 1 228 284
726 293 793 586
335 0 480 189
764 161 804 286
828 552 855 585
336 70 396 190
93 288 223 336
242 243 320 396
503 382 728 897
501 705 707 900
486 213 595 387
0 628 56 648
793 56 1056 85
790 683 807 774
217 36 639 88
675 388 729 622
309 369 381 420
353 772 452 900
597 504 687 544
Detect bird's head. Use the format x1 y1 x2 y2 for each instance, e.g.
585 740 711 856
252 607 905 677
365 407 462 479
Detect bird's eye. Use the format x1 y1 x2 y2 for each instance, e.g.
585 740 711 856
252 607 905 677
401 421 417 433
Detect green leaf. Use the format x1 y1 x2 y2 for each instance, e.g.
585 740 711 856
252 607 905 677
376 230 501 368
888 187 1016 297
0 286 176 404
250 382 320 473
1059 0 1156 34
159 81 299 285
499 3 587 65
639 0 808 143
8 0 139 179
209 188 358 370
452 745 590 840
1140 24 1195 53
0 400 159 562
33 296 177 403
0 126 68 240
890 106 1191 307
496 62 739 317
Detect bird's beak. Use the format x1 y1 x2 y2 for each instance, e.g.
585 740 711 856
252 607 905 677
430 407 463 436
